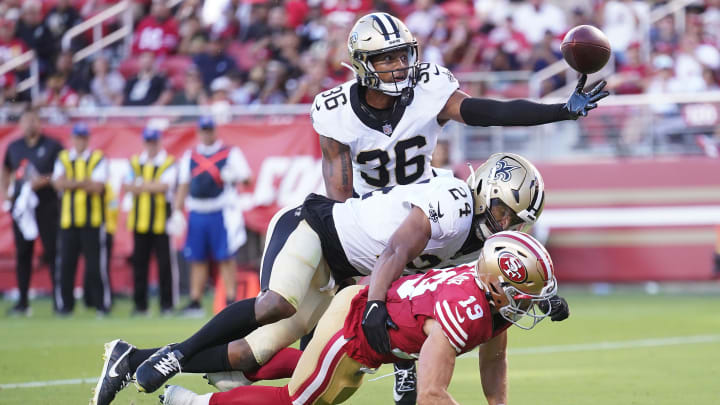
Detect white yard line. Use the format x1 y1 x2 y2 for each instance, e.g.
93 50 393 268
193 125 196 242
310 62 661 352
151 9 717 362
3 335 720 389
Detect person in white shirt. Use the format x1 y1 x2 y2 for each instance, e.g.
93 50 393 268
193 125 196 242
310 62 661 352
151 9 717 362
171 116 251 316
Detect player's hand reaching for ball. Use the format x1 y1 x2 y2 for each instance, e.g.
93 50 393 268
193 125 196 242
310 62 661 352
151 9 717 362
562 74 609 120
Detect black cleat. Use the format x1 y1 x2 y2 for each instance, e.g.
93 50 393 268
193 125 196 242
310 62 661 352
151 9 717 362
134 345 183 393
393 362 417 405
91 339 136 405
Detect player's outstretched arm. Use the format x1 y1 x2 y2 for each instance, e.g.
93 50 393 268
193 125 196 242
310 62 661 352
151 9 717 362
417 320 460 405
478 331 508 405
319 135 353 202
438 76 608 127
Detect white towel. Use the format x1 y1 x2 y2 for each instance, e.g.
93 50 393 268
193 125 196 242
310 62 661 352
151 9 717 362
12 182 38 240
223 197 247 254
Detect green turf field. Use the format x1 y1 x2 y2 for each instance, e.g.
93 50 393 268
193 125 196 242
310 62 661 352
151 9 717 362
1 289 719 405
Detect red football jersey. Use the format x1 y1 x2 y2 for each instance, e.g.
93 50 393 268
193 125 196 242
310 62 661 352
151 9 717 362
342 266 510 368
132 16 179 55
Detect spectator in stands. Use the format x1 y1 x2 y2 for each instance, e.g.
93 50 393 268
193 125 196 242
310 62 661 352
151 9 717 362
90 55 125 106
193 34 238 90
53 51 89 93
650 15 679 53
40 72 79 109
132 0 179 56
601 0 650 64
240 3 271 42
674 35 711 92
171 116 252 316
44 0 82 50
270 29 302 77
405 0 443 40
528 30 565 95
125 127 178 316
0 109 63 316
14 0 55 74
254 60 288 105
170 67 208 106
287 54 335 104
513 0 566 45
0 15 27 65
177 14 203 55
609 42 649 95
123 52 172 106
229 68 262 105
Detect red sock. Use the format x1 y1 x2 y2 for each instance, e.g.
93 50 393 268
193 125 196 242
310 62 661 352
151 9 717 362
244 348 302 382
210 385 291 405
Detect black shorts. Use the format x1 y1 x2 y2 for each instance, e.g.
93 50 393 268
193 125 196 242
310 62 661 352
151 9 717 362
301 193 360 282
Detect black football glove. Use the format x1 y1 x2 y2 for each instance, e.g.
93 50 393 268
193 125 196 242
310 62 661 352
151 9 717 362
562 74 609 119
361 300 398 355
538 295 570 322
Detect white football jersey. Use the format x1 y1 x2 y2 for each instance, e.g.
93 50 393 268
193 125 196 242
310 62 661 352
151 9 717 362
332 175 476 275
311 63 460 196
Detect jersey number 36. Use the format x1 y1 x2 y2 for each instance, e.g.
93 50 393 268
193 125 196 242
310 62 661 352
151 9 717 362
357 135 427 187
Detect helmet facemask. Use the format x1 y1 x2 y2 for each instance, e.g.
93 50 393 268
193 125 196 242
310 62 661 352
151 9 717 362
355 44 419 96
474 231 558 330
347 13 420 97
466 154 545 240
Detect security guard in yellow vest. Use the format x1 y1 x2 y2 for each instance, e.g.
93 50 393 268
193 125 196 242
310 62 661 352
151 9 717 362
124 128 178 315
51 123 110 315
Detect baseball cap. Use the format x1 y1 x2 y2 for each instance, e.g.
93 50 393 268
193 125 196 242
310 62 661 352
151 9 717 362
72 122 90 137
198 116 215 130
142 127 161 141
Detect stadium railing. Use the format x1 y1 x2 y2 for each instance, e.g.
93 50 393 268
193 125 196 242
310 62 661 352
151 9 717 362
61 0 134 63
0 50 39 101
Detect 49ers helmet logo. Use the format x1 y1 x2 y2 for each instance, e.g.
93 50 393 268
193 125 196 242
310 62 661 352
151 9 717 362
498 252 528 282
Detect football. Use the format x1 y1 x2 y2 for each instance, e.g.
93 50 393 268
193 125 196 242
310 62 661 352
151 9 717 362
561 25 612 74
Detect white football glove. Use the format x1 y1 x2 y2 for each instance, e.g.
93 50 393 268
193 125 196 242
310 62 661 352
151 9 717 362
166 210 187 236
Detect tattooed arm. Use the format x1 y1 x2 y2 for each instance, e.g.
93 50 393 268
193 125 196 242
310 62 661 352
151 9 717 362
319 135 353 202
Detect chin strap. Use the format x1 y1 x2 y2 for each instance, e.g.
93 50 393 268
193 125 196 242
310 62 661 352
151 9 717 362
399 87 414 106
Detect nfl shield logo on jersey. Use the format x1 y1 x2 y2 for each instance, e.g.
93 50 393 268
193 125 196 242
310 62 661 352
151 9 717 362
382 123 393 135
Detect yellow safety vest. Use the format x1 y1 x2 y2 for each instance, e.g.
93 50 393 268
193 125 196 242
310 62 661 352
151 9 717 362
105 183 118 235
59 149 105 229
127 154 175 234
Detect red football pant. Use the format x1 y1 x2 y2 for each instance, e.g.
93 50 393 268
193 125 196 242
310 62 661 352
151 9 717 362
210 385 291 405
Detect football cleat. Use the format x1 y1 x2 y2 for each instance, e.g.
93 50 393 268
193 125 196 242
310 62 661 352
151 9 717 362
160 385 212 405
203 371 253 392
134 345 183 393
392 362 417 405
90 339 135 405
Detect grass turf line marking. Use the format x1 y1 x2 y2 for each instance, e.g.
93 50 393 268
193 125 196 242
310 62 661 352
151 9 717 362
3 335 720 389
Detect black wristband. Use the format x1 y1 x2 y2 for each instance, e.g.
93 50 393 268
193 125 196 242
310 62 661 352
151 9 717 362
459 97 568 127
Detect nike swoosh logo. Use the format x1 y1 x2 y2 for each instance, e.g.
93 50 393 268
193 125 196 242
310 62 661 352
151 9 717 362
365 303 379 320
315 102 321 111
437 202 444 218
108 346 132 378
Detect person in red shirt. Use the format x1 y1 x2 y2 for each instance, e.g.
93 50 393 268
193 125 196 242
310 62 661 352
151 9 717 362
160 231 559 405
0 17 28 63
40 73 80 108
132 0 179 56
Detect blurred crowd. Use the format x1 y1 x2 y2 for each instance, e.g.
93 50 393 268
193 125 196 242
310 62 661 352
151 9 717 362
0 0 719 111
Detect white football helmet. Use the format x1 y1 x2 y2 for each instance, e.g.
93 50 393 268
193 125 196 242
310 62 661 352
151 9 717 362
466 153 545 239
474 231 557 330
347 12 419 96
